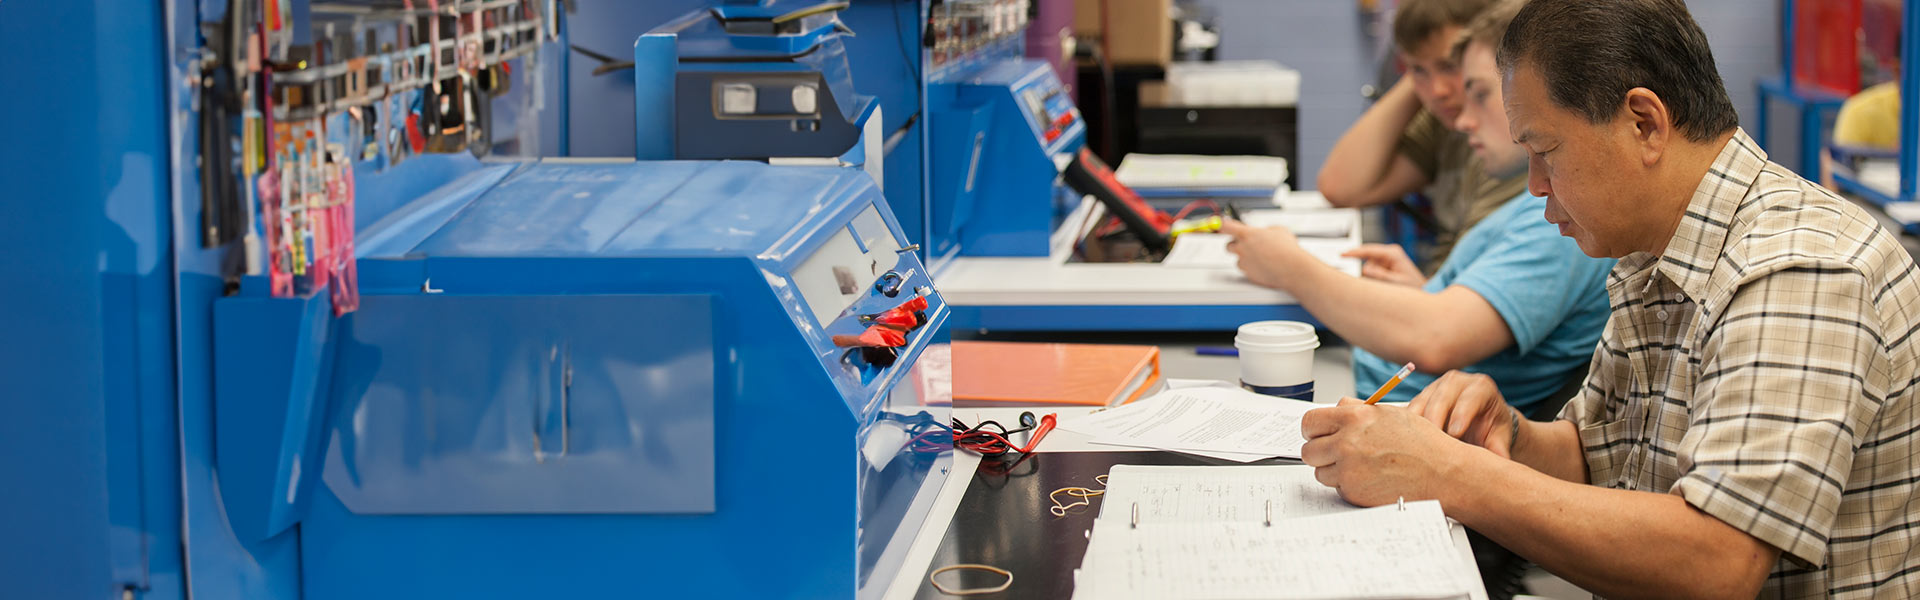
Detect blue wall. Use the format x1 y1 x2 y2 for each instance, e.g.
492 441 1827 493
1194 0 1783 189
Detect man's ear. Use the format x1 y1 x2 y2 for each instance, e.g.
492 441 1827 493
1621 87 1671 167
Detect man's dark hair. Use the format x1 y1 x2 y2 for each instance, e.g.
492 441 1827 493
1497 0 1738 143
1393 0 1497 54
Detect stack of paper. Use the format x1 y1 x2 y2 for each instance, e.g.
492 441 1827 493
1115 154 1290 191
1884 201 1920 225
1071 465 1476 600
1056 386 1324 462
1163 61 1301 107
1859 159 1901 199
1275 190 1334 210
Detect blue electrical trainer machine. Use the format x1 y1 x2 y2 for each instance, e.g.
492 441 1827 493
927 57 1086 259
212 160 952 598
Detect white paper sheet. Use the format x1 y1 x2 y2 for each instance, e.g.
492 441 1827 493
1057 387 1322 458
1172 448 1282 462
1161 378 1242 390
1089 395 1287 462
1240 208 1357 238
1073 500 1473 600
1087 443 1280 463
1162 233 1360 274
1296 237 1363 265
1161 233 1239 268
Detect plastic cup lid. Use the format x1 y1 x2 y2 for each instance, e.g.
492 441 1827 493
1235 320 1320 352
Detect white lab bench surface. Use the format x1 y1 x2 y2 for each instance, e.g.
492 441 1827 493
936 196 1363 309
882 340 1491 600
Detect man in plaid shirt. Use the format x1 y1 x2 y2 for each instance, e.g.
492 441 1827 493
1298 0 1920 597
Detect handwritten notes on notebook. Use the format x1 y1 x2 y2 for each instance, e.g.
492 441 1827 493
1075 504 1473 599
1072 466 1476 600
1056 386 1321 461
1099 465 1353 523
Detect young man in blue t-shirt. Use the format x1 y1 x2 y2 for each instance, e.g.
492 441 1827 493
1221 9 1613 412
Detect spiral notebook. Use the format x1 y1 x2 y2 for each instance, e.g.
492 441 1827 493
1071 465 1477 600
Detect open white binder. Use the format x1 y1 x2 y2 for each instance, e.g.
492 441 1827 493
1071 465 1476 600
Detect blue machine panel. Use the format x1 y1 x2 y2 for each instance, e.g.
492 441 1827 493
323 294 717 514
214 291 339 544
928 58 1085 259
411 161 706 253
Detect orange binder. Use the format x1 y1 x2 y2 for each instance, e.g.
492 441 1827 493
952 341 1163 406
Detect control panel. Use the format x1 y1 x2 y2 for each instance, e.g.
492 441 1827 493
793 205 907 327
1016 73 1080 146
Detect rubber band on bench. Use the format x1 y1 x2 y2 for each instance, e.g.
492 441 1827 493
929 564 1013 595
1048 474 1111 517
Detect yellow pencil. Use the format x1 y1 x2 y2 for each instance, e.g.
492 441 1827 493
1363 362 1416 405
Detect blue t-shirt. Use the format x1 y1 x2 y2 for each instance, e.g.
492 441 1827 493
1353 193 1615 410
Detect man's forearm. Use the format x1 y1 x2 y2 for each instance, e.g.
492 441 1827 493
1319 80 1424 207
1279 258 1471 370
1274 252 1519 373
1511 418 1588 483
1443 452 1777 599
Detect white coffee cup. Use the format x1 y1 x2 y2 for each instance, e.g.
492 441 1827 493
1235 320 1320 402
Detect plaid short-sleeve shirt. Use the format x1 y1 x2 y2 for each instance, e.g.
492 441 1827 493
1559 129 1920 597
